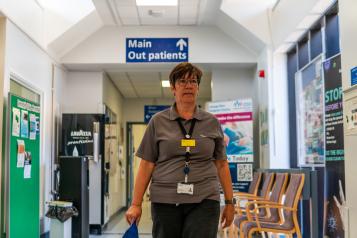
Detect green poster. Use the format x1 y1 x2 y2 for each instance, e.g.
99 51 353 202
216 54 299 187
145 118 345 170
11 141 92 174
8 94 40 238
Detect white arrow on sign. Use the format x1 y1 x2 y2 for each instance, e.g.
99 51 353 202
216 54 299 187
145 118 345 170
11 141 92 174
176 39 187 51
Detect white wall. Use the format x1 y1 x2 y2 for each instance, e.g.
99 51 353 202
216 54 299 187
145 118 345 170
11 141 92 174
220 0 272 45
2 19 67 233
271 0 319 48
211 68 256 101
102 74 126 214
211 67 261 164
0 0 45 47
268 52 290 169
61 72 103 113
256 49 270 168
59 26 257 64
339 0 357 236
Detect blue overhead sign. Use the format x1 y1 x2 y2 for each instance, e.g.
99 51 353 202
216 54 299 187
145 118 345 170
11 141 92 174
144 105 170 123
351 67 357 86
126 38 189 63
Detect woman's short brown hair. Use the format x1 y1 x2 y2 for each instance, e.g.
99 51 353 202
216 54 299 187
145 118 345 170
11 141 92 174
169 62 202 86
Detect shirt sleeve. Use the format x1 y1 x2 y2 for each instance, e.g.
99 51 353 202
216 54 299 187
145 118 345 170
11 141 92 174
135 118 158 163
214 118 228 160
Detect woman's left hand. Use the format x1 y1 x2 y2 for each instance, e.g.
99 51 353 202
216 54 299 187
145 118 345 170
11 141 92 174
220 204 235 228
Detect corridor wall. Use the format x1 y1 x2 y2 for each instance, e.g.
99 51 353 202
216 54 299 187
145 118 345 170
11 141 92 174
1 19 67 234
339 0 357 236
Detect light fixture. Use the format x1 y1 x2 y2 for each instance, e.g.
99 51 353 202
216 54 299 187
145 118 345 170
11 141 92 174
136 0 178 6
161 80 170 88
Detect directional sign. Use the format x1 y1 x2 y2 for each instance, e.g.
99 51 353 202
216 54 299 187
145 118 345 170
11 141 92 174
351 67 357 86
126 38 189 63
144 105 170 123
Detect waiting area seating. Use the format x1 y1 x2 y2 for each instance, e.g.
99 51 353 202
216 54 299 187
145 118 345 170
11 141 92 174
225 171 305 238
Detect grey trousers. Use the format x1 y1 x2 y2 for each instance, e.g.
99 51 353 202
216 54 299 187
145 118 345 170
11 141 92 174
151 199 220 238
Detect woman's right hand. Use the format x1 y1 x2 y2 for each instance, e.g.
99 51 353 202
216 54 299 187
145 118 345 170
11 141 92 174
125 205 142 225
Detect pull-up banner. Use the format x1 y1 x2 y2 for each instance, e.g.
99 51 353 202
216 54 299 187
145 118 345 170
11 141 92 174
323 54 345 238
126 38 189 63
207 99 254 192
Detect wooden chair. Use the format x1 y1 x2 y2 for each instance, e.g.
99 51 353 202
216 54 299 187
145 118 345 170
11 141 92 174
235 172 275 215
239 173 305 238
223 172 262 238
233 172 262 198
234 173 288 230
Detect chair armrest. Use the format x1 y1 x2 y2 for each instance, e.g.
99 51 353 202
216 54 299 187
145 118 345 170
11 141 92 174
247 204 297 230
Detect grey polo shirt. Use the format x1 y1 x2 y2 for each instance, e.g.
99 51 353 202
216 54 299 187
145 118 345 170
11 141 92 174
136 104 227 204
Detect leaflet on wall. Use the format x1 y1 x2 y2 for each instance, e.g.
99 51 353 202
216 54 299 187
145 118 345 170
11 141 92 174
206 99 254 163
12 108 20 137
344 94 357 134
29 114 36 140
20 110 29 138
17 139 25 168
24 152 32 179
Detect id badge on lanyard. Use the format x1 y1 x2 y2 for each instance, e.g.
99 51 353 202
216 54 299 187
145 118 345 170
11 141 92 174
176 118 196 195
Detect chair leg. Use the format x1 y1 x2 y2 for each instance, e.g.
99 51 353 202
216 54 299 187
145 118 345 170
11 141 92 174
295 225 302 238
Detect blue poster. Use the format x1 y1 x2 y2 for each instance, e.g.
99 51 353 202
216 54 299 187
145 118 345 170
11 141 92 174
20 110 29 138
351 67 357 86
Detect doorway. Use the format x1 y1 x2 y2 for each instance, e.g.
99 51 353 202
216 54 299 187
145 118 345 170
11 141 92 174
126 122 147 206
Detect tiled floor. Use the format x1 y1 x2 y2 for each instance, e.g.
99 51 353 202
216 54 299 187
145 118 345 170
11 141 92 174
90 201 153 238
89 201 242 238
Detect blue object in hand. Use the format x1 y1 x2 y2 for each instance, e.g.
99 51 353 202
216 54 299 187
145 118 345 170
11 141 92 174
123 222 139 238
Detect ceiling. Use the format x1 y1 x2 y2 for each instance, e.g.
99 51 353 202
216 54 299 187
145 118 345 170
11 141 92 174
107 71 212 99
93 0 206 26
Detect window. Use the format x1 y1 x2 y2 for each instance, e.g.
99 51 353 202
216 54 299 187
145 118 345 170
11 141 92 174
287 2 340 167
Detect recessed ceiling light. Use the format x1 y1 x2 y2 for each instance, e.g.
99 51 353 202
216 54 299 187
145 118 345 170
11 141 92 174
136 0 177 6
161 80 170 88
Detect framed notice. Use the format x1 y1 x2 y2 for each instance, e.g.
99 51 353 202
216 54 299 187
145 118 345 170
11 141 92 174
295 56 325 166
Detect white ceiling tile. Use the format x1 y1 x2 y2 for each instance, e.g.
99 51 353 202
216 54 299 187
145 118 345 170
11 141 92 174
115 0 136 7
129 72 159 80
117 6 138 18
179 18 196 25
121 18 141 25
141 18 177 25
106 70 211 99
179 0 199 6
179 6 198 18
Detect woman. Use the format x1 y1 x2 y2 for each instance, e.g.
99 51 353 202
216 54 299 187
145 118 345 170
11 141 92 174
125 62 234 238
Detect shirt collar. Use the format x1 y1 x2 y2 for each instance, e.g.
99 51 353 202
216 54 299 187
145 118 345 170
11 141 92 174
169 103 203 121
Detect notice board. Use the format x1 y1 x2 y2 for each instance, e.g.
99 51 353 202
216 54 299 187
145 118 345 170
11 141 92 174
7 93 40 238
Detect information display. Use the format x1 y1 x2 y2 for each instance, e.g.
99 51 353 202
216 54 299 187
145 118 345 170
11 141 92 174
126 38 189 63
323 55 345 238
207 99 253 192
8 93 40 238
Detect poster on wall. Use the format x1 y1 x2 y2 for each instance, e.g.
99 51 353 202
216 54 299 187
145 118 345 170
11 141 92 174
323 54 345 238
296 57 325 166
344 95 357 134
207 99 254 192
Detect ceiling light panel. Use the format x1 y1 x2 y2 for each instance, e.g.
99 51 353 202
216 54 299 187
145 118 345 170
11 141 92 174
138 6 177 25
136 0 177 6
161 80 170 87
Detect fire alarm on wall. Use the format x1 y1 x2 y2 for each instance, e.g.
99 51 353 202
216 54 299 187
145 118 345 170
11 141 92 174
259 70 265 78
